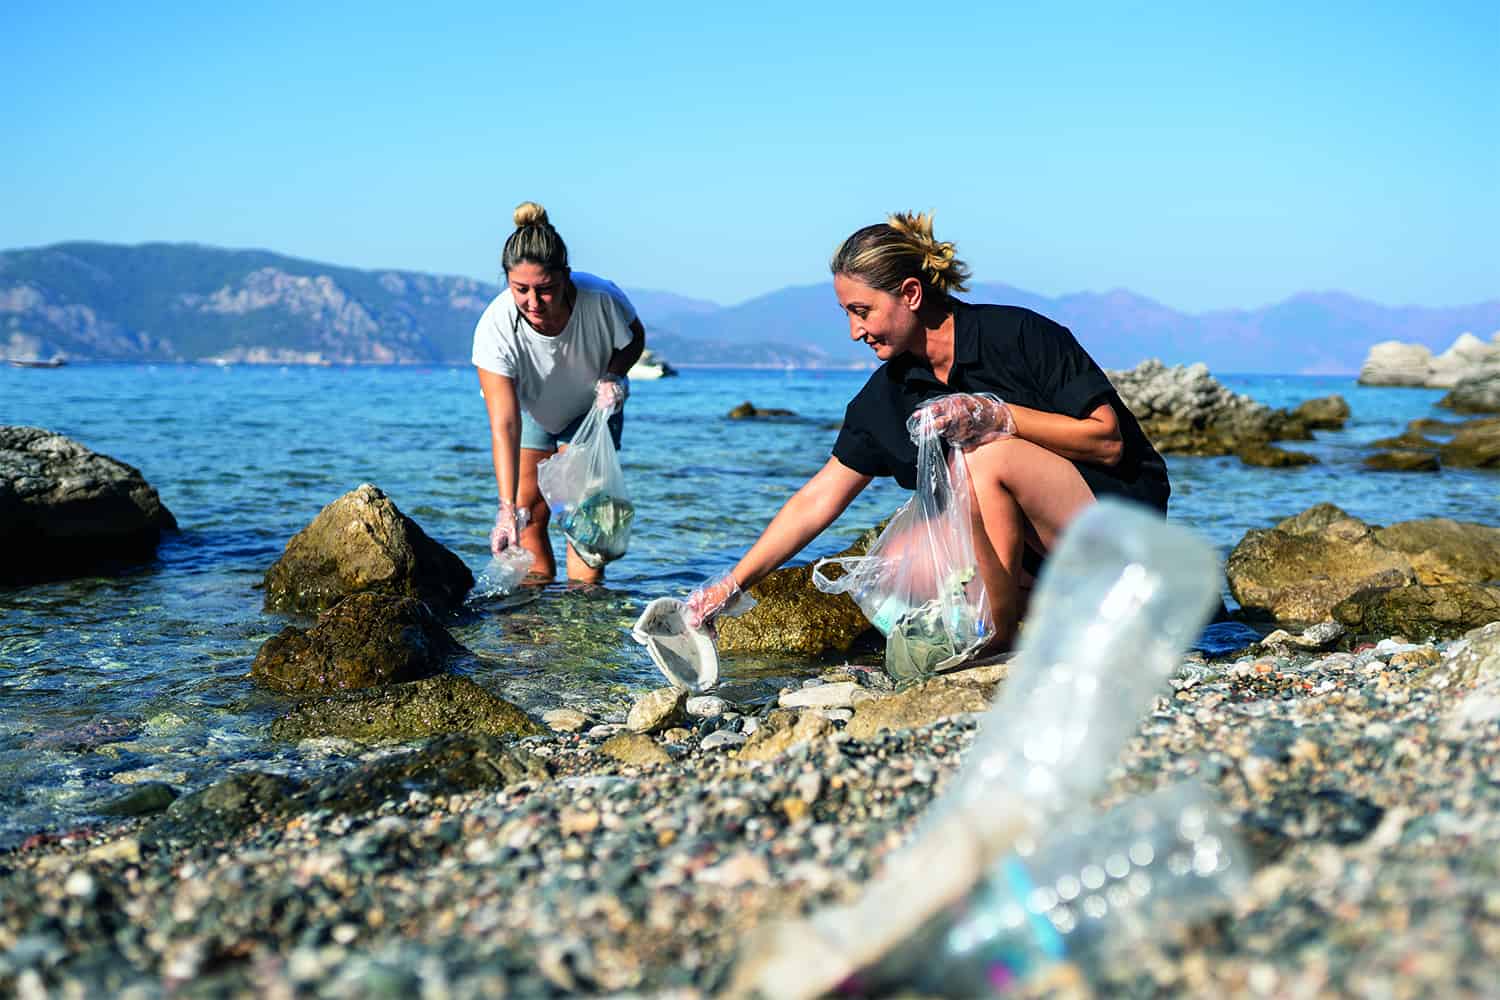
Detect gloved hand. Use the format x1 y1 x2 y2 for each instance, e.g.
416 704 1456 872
489 499 531 555
683 571 757 632
595 374 629 413
909 392 1016 448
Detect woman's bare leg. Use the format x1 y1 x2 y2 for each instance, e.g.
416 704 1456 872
962 437 1096 647
517 447 556 580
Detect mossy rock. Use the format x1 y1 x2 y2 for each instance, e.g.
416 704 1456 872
270 674 543 743
1333 583 1500 641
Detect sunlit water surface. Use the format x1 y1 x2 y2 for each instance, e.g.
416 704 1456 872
1 364 1494 846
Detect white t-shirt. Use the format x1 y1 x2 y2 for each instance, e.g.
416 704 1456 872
471 271 638 433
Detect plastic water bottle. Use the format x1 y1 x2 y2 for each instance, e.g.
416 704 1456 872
866 781 1250 997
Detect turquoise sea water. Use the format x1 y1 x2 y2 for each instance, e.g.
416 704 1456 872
1 363 1496 847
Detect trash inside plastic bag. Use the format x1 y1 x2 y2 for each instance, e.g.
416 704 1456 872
631 597 719 692
472 546 534 598
537 401 634 567
813 403 988 683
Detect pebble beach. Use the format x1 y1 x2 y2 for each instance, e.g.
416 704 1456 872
5 621 1500 998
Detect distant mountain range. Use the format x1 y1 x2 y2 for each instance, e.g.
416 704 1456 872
4 241 1496 373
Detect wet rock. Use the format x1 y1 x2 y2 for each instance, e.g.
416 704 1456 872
1438 416 1500 468
627 687 687 734
1235 443 1317 468
1333 583 1500 641
1367 428 1441 450
845 675 993 740
1363 450 1439 472
263 483 473 613
96 781 178 817
0 425 177 585
727 401 796 419
1291 395 1350 430
736 710 833 763
600 732 672 767
252 592 463 694
1226 505 1416 626
270 674 542 743
142 772 303 850
306 734 548 814
1438 369 1500 413
718 528 879 656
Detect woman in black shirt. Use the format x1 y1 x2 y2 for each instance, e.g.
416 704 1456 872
686 212 1169 649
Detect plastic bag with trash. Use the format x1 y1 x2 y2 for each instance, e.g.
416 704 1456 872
536 400 635 568
812 401 989 683
472 546 534 598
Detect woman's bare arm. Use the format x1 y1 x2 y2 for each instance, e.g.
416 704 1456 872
729 457 874 590
476 368 522 503
1007 400 1123 466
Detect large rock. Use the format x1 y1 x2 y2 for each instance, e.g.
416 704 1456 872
263 483 473 612
1358 333 1500 388
736 710 834 763
252 592 463 694
1105 361 1319 463
1362 450 1440 472
302 734 548 814
1439 417 1500 469
1291 395 1350 430
1373 519 1500 586
1333 584 1500 641
718 529 880 656
1439 370 1500 414
844 672 998 740
270 673 541 742
1226 505 1417 625
0 425 177 584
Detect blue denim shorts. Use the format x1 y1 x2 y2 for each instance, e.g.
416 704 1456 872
520 406 625 452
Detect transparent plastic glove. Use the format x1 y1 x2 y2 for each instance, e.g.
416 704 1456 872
595 374 629 413
683 571 757 631
489 500 531 555
910 392 1015 448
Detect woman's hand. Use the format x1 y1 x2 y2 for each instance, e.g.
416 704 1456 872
683 572 755 631
910 393 1016 447
595 374 629 413
490 499 531 555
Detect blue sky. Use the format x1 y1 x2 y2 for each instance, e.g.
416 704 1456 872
4 1 1496 311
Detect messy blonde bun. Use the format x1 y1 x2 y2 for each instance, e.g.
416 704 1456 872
512 201 549 228
830 210 971 298
502 200 569 275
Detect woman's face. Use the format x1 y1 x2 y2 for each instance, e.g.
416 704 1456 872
507 262 571 335
835 273 920 361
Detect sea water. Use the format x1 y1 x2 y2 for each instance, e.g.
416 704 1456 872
0 364 1494 846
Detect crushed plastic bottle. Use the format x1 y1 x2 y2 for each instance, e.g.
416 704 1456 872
850 781 1250 996
729 500 1226 1000
472 547 534 598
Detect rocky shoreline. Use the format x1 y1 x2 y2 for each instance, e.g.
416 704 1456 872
4 622 1500 997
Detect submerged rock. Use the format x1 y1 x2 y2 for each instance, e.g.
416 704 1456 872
270 674 542 743
1439 416 1500 468
0 425 177 585
727 401 796 420
1333 583 1500 641
252 592 463 695
263 483 473 613
1363 450 1440 472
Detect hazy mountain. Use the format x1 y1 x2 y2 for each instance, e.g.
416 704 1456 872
3 241 1495 372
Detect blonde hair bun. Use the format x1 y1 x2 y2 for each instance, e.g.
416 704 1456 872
513 201 549 228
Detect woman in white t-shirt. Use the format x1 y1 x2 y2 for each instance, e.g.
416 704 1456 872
472 201 646 582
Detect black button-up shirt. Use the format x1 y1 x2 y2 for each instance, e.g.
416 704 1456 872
831 301 1169 511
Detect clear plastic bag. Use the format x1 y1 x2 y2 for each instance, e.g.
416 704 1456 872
812 405 989 683
473 546 534 598
536 402 635 568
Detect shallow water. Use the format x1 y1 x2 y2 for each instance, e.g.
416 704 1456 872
1 364 1495 846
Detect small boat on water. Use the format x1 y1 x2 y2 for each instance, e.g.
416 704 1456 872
628 349 678 380
7 356 67 369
